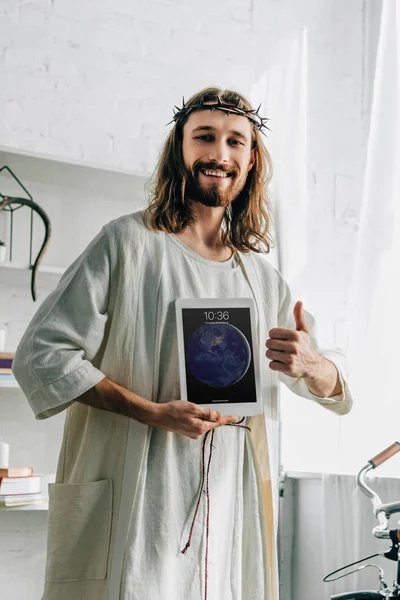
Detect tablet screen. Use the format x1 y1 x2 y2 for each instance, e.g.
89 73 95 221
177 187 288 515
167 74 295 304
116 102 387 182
181 306 257 405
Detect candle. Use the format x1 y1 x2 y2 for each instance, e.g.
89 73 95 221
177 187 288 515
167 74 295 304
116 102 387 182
0 441 10 469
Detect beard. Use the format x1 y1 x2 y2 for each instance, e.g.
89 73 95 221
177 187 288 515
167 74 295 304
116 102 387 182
184 161 249 208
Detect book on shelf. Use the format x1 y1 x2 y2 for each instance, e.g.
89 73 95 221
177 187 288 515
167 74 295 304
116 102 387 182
0 361 13 369
0 475 41 495
0 466 33 478
0 353 15 379
0 372 17 382
0 492 48 507
0 473 53 507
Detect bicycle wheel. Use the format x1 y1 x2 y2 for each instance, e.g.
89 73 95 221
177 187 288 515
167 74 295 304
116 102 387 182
331 592 385 599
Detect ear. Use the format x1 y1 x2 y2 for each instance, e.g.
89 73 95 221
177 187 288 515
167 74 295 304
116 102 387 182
248 148 256 172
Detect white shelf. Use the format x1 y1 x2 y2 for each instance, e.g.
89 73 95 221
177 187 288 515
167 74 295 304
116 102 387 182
0 262 65 275
0 381 20 389
0 261 65 290
0 145 151 200
0 502 48 511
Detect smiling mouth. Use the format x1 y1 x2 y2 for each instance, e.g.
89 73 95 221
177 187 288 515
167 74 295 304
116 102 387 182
200 169 233 179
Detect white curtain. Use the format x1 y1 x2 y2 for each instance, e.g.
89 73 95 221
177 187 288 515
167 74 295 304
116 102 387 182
335 0 400 477
250 27 309 282
250 27 310 475
322 1 400 595
270 0 400 476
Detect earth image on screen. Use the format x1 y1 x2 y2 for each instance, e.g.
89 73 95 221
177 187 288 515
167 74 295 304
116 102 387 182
186 322 251 387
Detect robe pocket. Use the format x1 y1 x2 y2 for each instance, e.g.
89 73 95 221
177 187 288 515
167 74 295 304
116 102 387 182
45 479 113 582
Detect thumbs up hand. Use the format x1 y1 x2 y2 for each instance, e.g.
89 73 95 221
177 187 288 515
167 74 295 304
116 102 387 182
265 300 322 380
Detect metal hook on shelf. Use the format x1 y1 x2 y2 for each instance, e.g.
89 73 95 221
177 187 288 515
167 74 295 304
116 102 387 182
0 165 52 301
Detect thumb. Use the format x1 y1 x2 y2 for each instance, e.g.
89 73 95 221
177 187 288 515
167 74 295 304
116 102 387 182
293 300 309 333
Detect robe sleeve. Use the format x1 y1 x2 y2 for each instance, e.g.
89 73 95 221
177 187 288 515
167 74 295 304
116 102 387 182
276 273 353 416
12 227 113 420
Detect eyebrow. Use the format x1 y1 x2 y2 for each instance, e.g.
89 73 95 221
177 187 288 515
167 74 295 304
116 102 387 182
191 125 249 142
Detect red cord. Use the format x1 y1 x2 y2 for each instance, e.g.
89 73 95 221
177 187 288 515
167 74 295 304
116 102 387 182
181 421 251 600
204 428 215 600
181 431 210 555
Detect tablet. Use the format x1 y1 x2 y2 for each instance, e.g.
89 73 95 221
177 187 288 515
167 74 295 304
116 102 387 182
175 297 262 416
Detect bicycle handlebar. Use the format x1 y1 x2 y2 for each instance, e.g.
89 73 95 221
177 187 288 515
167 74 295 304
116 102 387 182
324 443 400 593
358 441 400 539
368 441 400 468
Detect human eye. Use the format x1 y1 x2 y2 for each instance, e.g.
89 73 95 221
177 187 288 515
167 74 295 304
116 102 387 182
195 135 213 141
229 139 244 146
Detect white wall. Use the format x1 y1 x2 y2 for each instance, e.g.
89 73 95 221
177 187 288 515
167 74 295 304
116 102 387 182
0 0 382 598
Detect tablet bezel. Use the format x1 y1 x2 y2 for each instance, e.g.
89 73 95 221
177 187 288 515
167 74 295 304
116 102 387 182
175 297 262 417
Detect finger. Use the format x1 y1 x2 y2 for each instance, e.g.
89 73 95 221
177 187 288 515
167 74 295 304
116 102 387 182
198 408 222 423
200 414 239 432
206 420 223 431
200 419 222 433
184 401 204 414
269 328 298 341
265 338 296 352
293 300 309 334
268 360 289 372
222 415 239 425
207 414 238 428
266 349 292 364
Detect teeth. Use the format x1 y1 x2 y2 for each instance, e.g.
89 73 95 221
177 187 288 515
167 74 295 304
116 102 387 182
203 169 229 178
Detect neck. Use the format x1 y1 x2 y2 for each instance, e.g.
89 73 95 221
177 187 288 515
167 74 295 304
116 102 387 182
184 203 227 250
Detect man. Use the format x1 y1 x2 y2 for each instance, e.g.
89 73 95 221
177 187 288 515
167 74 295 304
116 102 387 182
13 87 352 600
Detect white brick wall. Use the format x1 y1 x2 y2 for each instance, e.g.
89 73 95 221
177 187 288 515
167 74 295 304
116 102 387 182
0 0 275 173
0 0 381 598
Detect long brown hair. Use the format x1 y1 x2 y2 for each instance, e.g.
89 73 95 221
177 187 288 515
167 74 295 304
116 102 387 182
143 86 274 254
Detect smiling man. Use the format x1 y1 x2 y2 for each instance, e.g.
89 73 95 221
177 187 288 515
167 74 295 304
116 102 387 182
13 87 352 600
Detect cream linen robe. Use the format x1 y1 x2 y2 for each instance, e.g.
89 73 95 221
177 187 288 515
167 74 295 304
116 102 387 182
12 210 352 600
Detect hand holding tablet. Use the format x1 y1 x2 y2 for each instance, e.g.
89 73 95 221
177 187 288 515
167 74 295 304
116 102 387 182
154 400 239 440
175 297 262 417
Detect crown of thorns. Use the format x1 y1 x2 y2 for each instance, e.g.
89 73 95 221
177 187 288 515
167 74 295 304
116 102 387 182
166 94 271 137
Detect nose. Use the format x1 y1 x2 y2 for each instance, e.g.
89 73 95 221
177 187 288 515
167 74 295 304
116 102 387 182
207 139 230 165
